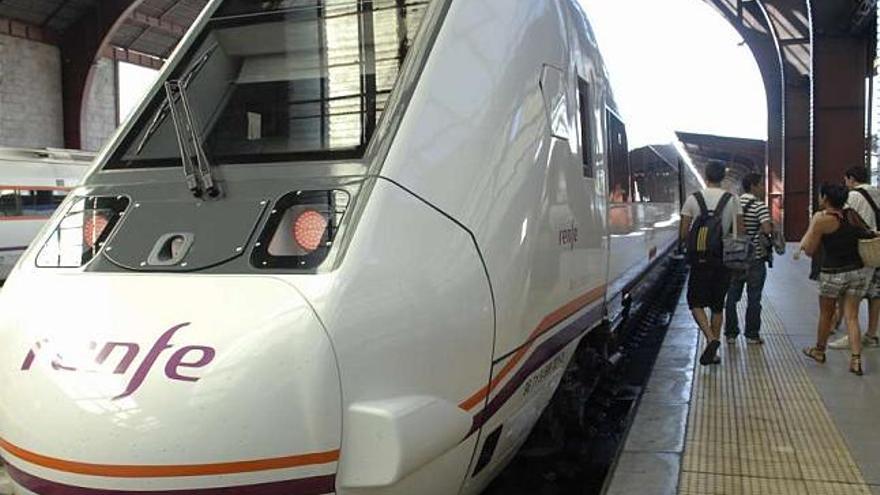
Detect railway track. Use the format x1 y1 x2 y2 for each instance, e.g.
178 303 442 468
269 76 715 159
484 259 688 495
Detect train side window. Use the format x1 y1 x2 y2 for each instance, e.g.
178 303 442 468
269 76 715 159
577 77 593 178
20 189 67 217
0 189 18 216
606 110 630 203
633 163 677 203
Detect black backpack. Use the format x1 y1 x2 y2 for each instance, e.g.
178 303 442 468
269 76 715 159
687 191 732 267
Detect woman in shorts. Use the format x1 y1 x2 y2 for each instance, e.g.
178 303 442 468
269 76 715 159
797 183 875 375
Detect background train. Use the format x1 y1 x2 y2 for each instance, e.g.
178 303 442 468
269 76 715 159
0 1 701 494
0 147 92 281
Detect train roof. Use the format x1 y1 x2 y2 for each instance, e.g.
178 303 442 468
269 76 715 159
0 147 95 165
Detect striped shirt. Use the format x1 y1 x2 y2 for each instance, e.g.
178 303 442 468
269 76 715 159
741 193 771 258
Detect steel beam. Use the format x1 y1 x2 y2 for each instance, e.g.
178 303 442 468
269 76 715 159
127 11 187 37
103 45 165 70
812 1 873 201
754 0 812 239
0 16 58 44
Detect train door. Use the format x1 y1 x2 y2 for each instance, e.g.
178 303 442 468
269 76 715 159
604 109 636 325
572 73 609 293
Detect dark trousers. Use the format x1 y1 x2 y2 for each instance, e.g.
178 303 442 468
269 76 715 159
724 260 767 339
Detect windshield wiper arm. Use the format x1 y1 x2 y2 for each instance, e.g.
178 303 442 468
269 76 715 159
165 80 220 198
134 44 218 156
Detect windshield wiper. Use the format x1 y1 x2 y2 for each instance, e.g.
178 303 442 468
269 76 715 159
134 44 218 156
165 80 219 198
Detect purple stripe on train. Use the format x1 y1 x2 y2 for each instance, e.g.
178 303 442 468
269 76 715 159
469 302 605 433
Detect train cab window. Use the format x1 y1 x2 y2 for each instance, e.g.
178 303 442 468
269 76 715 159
577 78 593 178
107 0 434 168
606 110 630 203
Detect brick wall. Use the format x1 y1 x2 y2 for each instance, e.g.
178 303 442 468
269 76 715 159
0 34 64 148
81 57 118 152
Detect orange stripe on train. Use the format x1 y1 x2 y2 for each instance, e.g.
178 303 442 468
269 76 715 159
0 438 339 478
458 285 606 411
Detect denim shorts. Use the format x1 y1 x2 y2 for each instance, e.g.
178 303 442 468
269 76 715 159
818 268 873 299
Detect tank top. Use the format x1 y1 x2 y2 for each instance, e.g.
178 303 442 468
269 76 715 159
821 211 864 273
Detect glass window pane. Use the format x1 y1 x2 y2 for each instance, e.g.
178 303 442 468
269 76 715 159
0 189 18 217
20 189 68 217
108 0 432 168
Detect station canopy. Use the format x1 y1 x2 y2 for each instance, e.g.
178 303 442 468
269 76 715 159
0 0 207 59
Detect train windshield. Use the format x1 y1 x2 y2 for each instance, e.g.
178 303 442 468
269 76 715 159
106 0 430 169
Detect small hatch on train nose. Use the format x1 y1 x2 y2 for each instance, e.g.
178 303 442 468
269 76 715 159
147 233 193 266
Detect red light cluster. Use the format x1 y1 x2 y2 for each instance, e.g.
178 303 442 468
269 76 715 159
293 210 328 252
83 213 109 249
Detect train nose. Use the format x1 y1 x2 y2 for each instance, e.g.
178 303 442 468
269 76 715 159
0 275 341 494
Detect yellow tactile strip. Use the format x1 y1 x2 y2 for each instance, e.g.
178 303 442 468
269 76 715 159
678 301 872 495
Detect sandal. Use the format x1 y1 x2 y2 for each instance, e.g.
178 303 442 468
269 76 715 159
803 347 826 363
850 354 864 376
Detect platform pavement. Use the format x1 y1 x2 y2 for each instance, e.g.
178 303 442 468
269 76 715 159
604 293 696 495
606 246 880 495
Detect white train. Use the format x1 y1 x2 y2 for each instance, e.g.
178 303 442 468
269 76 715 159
0 148 92 281
0 1 698 494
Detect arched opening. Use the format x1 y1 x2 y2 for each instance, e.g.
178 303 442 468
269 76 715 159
582 0 768 148
581 0 769 203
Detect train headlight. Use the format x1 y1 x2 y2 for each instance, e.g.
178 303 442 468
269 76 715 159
293 209 329 253
36 196 130 268
82 211 109 250
251 190 349 270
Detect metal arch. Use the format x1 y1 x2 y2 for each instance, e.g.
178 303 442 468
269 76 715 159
700 0 819 239
701 0 785 225
52 0 875 239
701 0 874 240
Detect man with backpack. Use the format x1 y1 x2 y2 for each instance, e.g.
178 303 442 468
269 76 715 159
679 161 744 365
724 173 773 345
828 166 880 350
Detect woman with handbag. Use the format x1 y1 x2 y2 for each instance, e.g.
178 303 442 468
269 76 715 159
797 183 876 375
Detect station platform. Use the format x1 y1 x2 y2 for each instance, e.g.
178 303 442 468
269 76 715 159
606 248 880 495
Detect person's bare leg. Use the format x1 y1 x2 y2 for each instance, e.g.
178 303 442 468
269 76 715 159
691 307 711 340
867 298 880 338
833 301 844 331
844 294 864 374
694 307 722 365
710 312 723 342
844 295 862 355
817 297 838 348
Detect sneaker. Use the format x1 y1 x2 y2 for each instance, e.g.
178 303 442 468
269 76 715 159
700 340 721 366
828 335 850 349
862 335 880 348
746 337 764 345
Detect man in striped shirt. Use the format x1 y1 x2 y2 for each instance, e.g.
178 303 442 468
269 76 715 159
725 173 772 344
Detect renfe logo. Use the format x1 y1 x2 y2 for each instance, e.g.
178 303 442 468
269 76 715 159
20 323 216 400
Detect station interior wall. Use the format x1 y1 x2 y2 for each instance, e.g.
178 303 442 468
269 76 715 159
81 58 118 153
0 33 117 152
0 34 63 149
